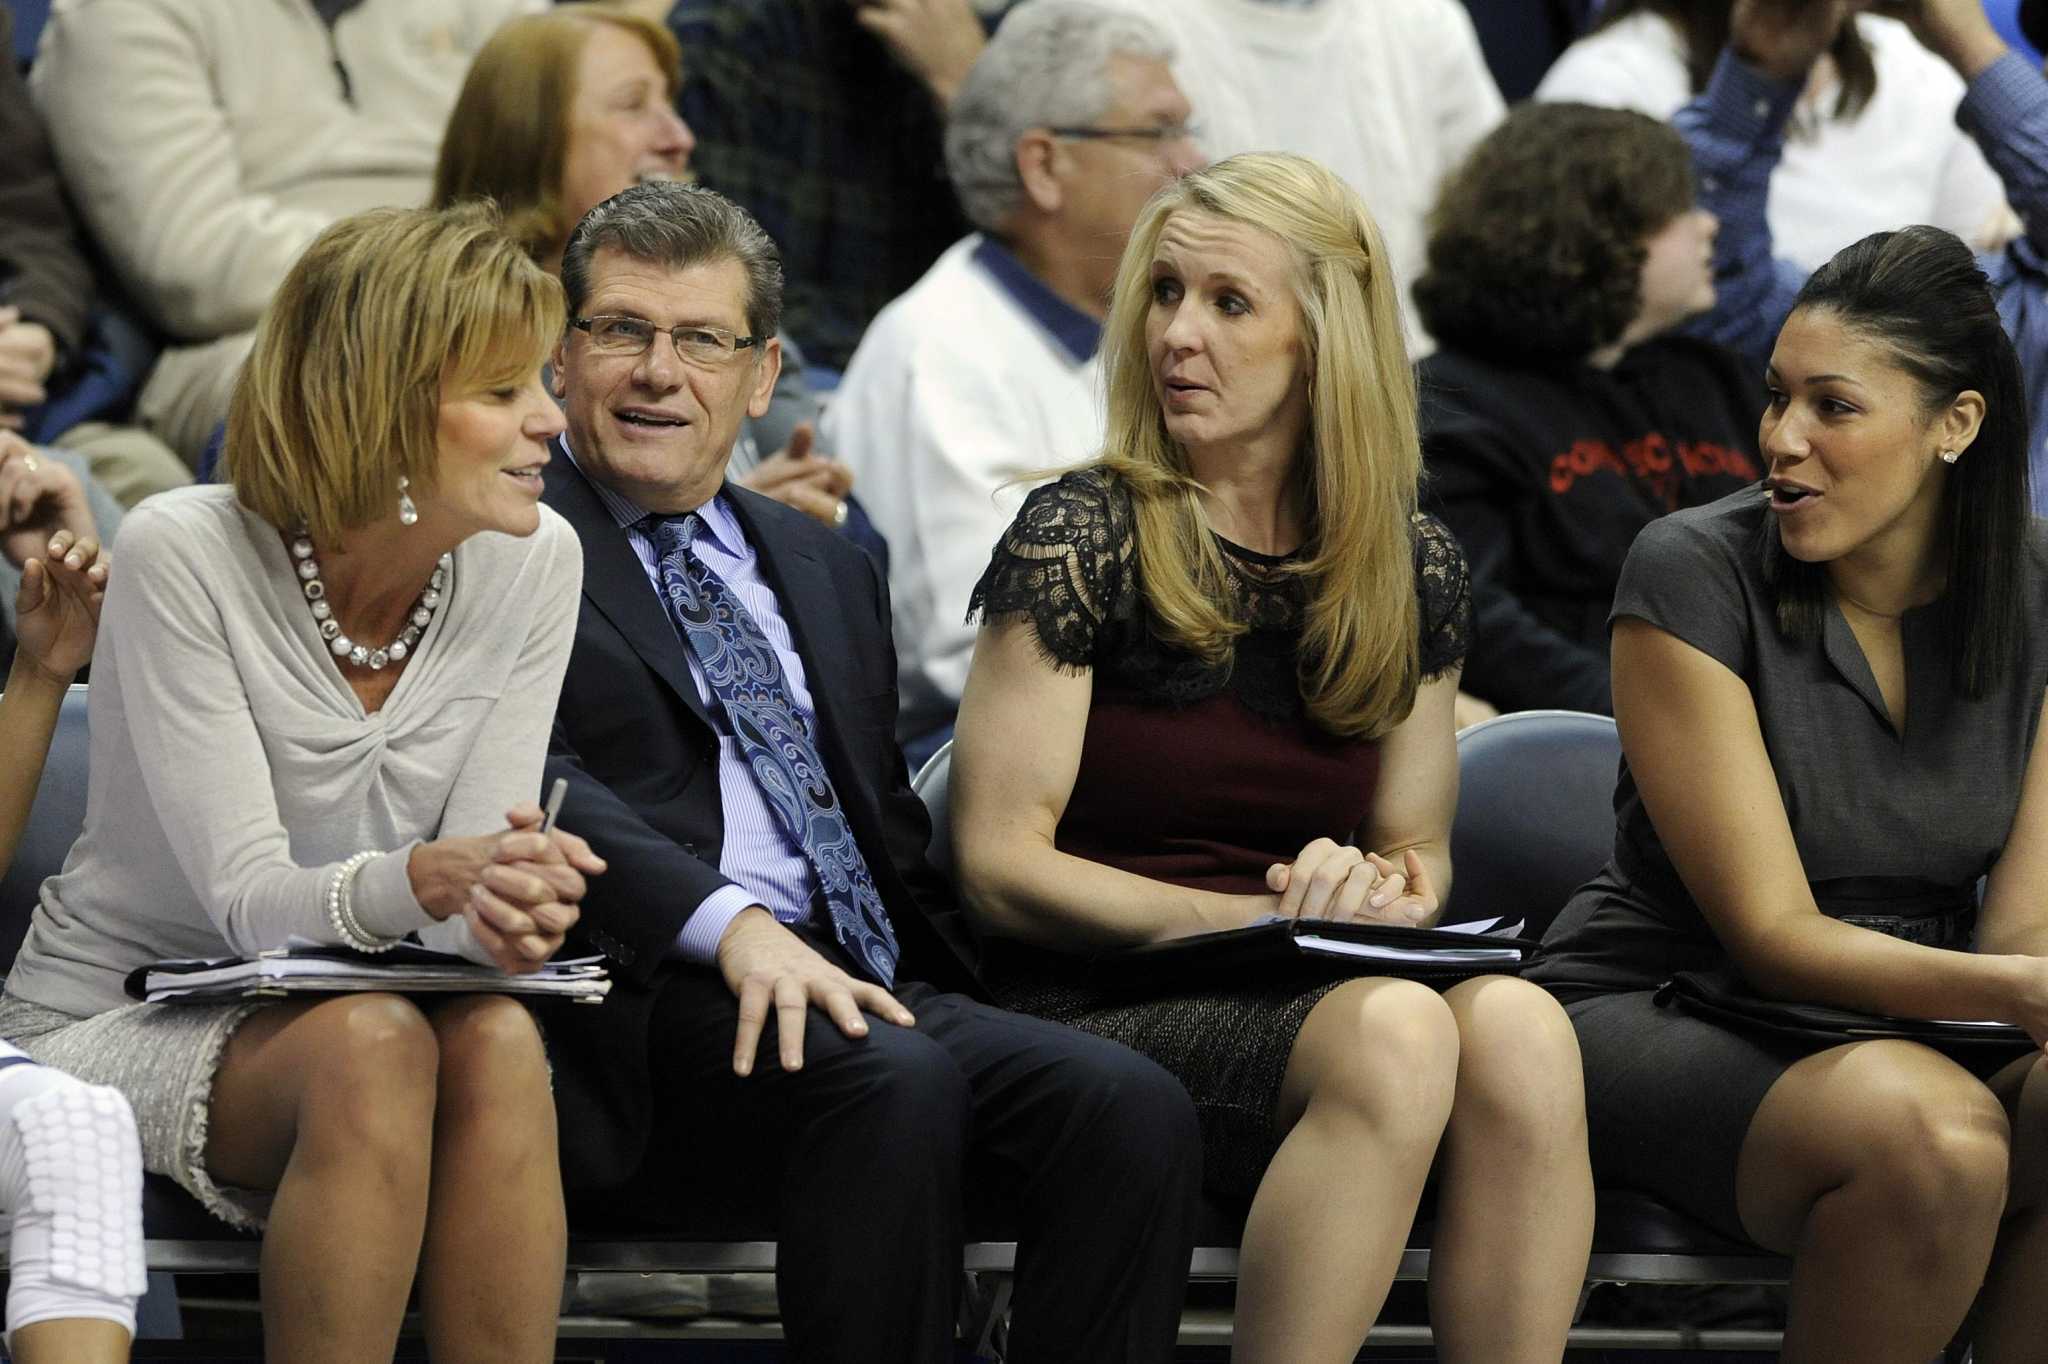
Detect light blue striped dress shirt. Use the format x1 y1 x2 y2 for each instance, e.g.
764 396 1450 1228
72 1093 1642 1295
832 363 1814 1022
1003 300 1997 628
570 445 824 963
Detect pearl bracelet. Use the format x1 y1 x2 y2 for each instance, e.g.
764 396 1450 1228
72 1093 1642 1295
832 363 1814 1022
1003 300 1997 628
325 850 400 952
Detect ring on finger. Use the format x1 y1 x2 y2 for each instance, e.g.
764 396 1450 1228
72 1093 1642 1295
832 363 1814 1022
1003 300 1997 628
832 499 850 529
18 454 35 473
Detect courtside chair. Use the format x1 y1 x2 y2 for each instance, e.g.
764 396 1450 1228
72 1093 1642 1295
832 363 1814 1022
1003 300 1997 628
1442 707 1624 932
1448 710 1794 1348
0 694 1799 1353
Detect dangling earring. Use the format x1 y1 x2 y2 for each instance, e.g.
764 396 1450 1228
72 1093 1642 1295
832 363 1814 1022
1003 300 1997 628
1939 449 1960 465
398 475 419 526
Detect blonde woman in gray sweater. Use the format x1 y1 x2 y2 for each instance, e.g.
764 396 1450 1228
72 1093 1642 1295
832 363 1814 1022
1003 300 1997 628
0 204 602 1364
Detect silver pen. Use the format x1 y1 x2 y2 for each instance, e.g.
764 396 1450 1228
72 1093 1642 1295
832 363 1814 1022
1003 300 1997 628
539 776 568 834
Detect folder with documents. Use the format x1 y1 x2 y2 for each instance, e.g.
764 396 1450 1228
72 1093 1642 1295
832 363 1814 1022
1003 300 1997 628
1092 915 1539 994
125 939 611 1005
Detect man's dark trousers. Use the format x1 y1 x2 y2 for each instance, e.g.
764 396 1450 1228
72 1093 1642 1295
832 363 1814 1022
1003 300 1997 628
578 969 1202 1364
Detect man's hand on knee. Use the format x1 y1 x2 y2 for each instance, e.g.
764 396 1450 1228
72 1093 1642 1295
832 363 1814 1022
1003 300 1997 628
715 908 916 1077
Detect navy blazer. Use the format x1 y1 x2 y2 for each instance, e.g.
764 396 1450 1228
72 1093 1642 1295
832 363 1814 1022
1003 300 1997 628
536 445 982 1191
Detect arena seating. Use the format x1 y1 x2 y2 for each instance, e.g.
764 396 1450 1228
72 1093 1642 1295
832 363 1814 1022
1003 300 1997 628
3 689 1814 1354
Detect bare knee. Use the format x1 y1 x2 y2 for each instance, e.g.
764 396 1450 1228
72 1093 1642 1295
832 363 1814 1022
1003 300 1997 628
1753 1047 2011 1260
1287 978 1459 1136
430 997 553 1134
433 998 548 1092
1443 976 1586 1152
1855 1079 2010 1233
299 994 439 1157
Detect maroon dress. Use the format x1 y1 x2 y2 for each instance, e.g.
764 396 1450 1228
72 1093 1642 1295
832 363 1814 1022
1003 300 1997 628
969 469 1472 1196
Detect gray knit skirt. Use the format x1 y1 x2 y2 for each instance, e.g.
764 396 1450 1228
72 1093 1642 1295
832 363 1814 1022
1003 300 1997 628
0 990 269 1229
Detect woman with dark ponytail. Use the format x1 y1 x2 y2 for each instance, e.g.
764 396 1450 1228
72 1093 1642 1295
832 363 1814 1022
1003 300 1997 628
1531 224 2048 1363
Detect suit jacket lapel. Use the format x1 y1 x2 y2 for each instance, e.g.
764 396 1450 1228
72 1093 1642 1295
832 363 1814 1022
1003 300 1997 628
542 444 718 735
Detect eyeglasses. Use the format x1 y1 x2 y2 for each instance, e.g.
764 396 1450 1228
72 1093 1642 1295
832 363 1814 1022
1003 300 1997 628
1047 122 1199 146
573 315 763 366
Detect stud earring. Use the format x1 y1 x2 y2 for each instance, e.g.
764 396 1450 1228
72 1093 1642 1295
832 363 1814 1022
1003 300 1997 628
398 475 419 526
1940 449 1960 465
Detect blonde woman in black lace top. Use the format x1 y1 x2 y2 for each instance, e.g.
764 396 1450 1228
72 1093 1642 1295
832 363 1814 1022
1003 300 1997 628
949 153 1593 1364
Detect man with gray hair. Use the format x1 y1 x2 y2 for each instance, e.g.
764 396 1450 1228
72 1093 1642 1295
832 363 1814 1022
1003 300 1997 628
537 180 1202 1364
822 0 1201 769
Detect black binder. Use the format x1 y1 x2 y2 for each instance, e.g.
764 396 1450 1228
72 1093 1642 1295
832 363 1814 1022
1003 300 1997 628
1655 968 2035 1053
124 942 611 1005
1090 917 1541 996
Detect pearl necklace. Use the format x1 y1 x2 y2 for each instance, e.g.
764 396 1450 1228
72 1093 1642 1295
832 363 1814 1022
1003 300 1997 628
290 534 451 671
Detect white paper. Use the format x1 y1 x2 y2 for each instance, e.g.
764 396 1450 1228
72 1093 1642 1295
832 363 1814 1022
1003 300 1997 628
1290 935 1524 965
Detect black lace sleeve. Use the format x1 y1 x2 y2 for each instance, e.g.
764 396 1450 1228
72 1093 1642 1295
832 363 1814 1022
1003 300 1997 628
967 469 1137 671
1413 513 1472 678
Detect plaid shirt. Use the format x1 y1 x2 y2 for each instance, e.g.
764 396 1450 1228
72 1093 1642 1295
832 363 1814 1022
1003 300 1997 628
669 0 992 370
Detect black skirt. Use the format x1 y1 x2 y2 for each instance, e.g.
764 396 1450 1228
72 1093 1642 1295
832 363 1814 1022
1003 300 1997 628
990 951 1348 1199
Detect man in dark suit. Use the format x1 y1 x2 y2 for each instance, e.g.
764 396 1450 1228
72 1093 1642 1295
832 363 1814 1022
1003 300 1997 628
535 181 1201 1364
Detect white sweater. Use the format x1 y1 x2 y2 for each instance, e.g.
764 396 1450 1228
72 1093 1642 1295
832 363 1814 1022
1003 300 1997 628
7 488 582 1017
31 0 541 341
1089 0 1505 354
823 236 1105 743
1537 11 2009 272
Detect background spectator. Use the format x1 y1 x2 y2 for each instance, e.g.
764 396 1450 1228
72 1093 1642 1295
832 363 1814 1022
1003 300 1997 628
432 4 870 537
824 0 1199 769
1537 0 2011 271
0 434 121 673
1415 102 1761 717
1088 0 1503 354
0 5 185 506
29 0 543 466
1676 0 2048 512
658 0 1010 372
6 0 46 64
1458 0 1601 99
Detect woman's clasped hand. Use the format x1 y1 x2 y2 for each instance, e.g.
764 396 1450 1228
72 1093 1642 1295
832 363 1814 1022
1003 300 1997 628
407 803 607 973
1265 840 1436 926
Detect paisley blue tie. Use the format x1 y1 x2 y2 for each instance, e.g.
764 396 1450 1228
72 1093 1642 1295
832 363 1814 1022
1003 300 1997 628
645 512 900 986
